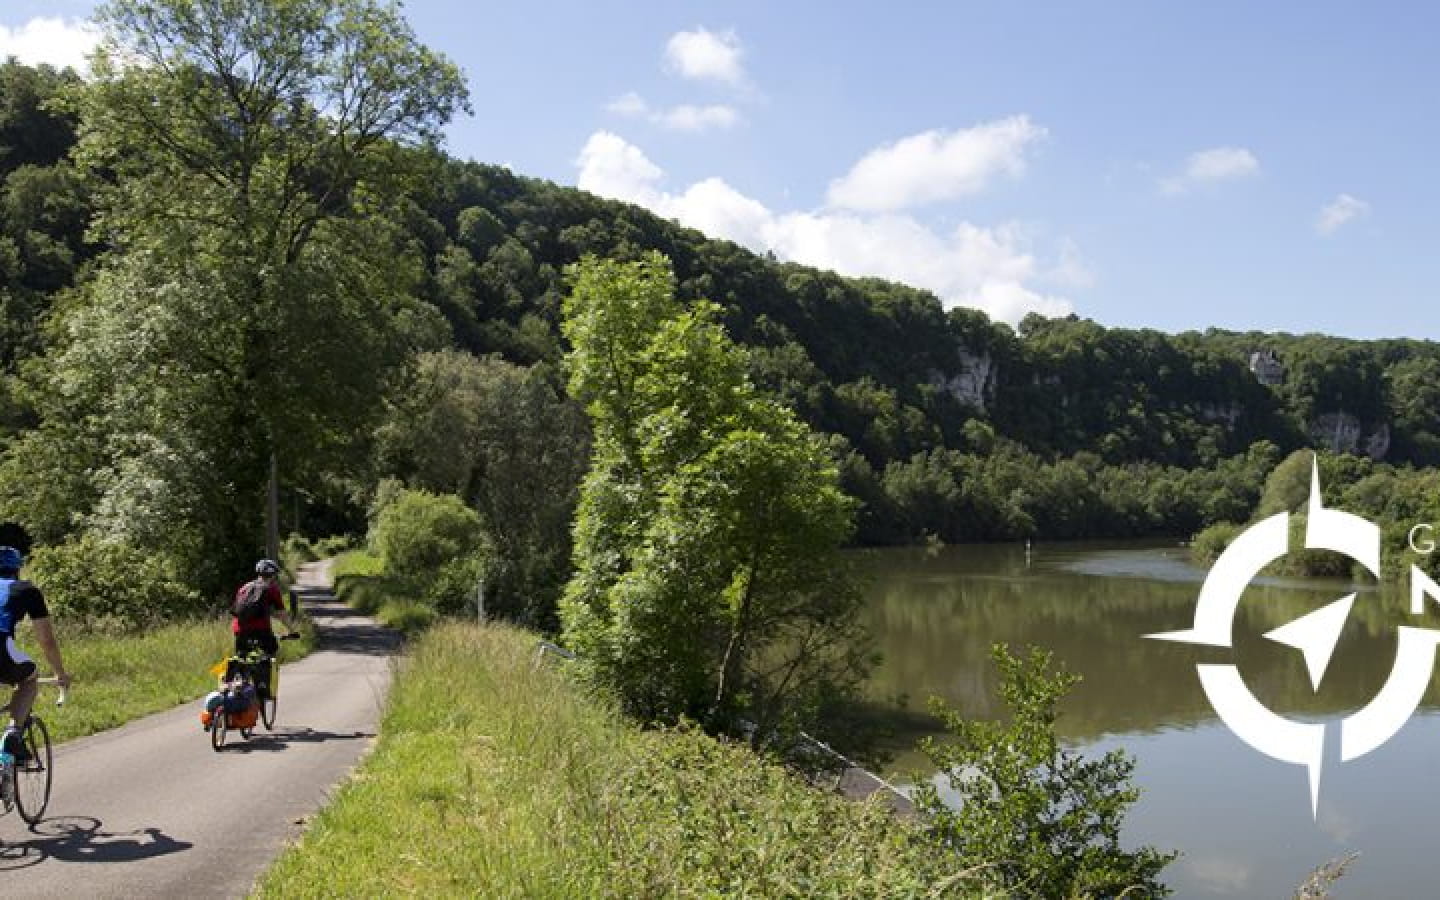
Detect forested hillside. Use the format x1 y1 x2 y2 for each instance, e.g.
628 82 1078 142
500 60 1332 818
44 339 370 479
2 54 1437 600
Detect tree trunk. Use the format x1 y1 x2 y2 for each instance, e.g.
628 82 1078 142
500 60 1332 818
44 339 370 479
712 562 758 727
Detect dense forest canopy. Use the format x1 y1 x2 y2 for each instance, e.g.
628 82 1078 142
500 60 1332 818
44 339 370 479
1 52 1438 608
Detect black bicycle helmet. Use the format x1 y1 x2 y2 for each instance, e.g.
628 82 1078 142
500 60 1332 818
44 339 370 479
254 558 280 576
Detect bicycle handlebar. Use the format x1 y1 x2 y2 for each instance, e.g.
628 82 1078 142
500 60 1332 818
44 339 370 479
34 676 68 707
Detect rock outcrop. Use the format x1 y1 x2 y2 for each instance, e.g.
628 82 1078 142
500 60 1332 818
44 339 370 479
929 349 996 413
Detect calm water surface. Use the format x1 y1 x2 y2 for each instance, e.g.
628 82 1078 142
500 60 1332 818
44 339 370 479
860 541 1440 898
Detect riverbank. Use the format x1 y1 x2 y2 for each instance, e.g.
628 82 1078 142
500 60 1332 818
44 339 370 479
254 621 988 898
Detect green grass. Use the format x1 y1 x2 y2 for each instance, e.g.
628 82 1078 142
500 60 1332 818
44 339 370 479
255 622 995 899
8 615 316 745
331 550 436 635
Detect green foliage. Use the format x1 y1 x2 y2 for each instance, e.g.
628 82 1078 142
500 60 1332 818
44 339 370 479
26 533 205 631
312 534 357 558
331 549 385 580
561 254 870 745
374 350 588 627
609 725 979 897
915 645 1175 898
1 0 470 599
281 532 319 573
424 553 483 616
331 549 434 633
1190 521 1243 565
369 488 483 585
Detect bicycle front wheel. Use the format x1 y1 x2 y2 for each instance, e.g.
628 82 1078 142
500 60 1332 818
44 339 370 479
211 701 228 752
14 715 52 824
261 659 278 730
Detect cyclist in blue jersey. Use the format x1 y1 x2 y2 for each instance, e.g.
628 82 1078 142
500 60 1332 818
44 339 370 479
0 546 69 761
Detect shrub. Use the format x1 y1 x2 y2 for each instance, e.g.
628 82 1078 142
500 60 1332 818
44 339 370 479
281 532 317 573
914 644 1174 898
313 534 356 558
369 489 482 586
424 553 486 616
1190 521 1243 565
27 532 205 631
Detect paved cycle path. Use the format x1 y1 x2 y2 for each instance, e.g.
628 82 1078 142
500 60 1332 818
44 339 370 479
0 561 397 898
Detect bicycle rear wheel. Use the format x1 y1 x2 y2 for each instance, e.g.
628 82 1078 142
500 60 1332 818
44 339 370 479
14 715 52 824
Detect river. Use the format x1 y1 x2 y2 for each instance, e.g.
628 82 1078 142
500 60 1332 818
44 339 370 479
859 540 1440 898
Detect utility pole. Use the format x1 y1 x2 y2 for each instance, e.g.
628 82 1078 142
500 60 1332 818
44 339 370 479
266 451 280 560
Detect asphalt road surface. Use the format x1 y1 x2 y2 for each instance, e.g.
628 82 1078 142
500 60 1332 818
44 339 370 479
0 561 396 898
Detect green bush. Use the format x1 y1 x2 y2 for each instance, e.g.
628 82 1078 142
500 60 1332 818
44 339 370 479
915 645 1174 898
1190 521 1243 565
424 553 485 615
27 532 205 631
369 489 483 585
313 534 356 558
281 532 317 574
1274 514 1356 578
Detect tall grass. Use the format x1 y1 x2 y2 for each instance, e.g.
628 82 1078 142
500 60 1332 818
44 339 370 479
256 622 994 898
331 550 435 634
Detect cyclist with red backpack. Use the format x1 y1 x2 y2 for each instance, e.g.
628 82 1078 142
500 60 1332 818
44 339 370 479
232 558 299 700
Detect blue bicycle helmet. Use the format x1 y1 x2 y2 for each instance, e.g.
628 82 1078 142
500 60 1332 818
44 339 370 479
0 546 22 571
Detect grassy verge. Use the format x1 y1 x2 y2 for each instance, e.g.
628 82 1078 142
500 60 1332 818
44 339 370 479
330 550 436 635
13 615 316 745
256 621 992 898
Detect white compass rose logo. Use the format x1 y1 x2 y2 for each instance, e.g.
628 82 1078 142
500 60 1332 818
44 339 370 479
1149 457 1440 818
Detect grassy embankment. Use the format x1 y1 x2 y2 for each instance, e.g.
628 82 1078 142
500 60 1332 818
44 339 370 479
328 550 438 635
12 572 317 745
256 618 992 898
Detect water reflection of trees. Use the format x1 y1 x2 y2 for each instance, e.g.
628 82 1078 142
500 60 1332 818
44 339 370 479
860 544 1434 743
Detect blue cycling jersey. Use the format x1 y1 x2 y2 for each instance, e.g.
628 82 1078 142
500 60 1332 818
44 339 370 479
0 578 47 637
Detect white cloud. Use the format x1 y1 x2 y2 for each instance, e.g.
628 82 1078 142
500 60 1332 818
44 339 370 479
0 17 100 73
658 104 739 132
1315 193 1369 235
827 116 1047 212
664 27 745 86
606 91 649 118
607 93 740 133
576 131 1075 324
672 177 773 248
576 131 665 206
1161 146 1260 194
1047 237 1097 289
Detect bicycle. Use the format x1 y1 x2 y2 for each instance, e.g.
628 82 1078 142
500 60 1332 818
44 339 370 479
0 676 68 825
207 633 297 751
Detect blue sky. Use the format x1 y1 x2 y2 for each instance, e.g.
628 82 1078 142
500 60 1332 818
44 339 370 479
3 1 1435 339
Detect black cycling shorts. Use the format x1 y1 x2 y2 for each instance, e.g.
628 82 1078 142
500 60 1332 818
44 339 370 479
0 636 37 686
235 630 279 659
